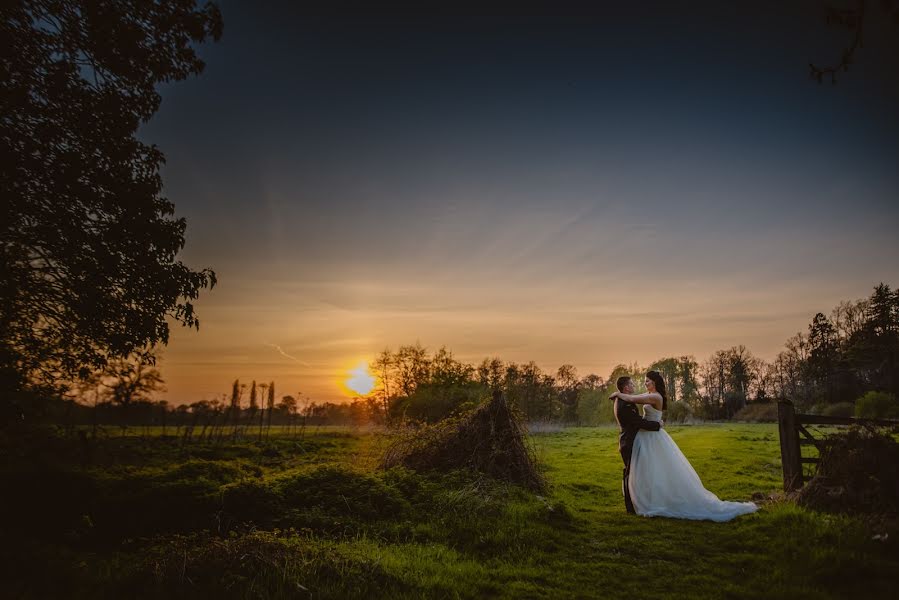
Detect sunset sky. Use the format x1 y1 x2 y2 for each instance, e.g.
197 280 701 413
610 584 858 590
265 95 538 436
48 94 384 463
141 1 899 405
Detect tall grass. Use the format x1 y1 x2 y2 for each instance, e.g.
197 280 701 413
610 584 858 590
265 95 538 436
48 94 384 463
2 424 897 598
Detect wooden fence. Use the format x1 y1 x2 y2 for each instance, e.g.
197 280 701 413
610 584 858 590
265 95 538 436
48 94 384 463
776 400 899 492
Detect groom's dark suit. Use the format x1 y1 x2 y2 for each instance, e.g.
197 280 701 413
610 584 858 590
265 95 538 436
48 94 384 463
614 398 661 514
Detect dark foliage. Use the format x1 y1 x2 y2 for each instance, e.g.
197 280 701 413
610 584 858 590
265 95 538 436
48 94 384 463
797 427 899 515
0 0 221 402
277 466 409 521
221 465 411 533
0 426 623 598
768 283 899 411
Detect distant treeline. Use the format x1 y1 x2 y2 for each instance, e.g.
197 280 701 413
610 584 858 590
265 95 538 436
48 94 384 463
368 282 899 424
22 379 384 434
9 283 899 429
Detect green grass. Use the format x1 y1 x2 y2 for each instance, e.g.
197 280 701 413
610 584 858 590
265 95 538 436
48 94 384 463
2 424 897 598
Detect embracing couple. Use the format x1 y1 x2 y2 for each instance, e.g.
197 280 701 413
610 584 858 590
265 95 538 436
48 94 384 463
610 370 758 521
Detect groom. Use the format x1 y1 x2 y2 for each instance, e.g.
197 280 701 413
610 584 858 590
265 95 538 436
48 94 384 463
613 376 661 514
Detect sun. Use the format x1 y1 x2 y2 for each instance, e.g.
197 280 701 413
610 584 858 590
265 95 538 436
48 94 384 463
345 361 375 396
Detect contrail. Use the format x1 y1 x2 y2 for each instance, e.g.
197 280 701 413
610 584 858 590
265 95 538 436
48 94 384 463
265 344 311 367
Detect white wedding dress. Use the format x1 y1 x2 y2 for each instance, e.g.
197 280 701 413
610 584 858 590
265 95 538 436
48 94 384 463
628 404 758 521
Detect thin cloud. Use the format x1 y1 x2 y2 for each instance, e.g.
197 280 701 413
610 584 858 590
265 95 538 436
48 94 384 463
265 343 311 367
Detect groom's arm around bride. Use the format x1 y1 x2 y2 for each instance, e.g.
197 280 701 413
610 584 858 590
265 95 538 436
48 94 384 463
612 376 661 514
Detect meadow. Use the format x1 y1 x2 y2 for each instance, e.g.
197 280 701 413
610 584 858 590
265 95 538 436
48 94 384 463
2 423 897 599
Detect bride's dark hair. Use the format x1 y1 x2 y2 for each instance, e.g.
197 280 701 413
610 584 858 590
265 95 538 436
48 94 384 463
646 370 667 410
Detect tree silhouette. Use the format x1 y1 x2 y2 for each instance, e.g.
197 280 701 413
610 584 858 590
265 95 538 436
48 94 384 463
96 356 165 407
579 373 604 391
808 0 899 84
277 393 297 430
476 357 505 391
699 346 763 417
257 382 268 439
265 380 275 437
372 349 394 424
395 343 431 397
247 380 258 435
222 378 241 438
808 312 839 401
0 1 222 403
555 364 580 422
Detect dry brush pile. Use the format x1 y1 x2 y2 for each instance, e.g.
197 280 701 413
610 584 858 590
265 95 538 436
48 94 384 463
797 426 899 515
380 391 546 492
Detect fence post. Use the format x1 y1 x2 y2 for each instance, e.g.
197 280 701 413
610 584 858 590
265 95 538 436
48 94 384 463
777 400 802 492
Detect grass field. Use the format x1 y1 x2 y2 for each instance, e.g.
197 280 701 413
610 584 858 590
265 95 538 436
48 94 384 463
3 423 897 598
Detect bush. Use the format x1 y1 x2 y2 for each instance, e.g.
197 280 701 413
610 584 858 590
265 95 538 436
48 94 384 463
665 401 691 423
0 467 97 535
731 402 777 422
277 465 409 521
855 391 899 419
389 382 487 423
207 465 418 534
87 459 265 538
220 479 283 526
797 427 899 514
576 389 614 425
821 402 855 418
160 459 258 485
93 472 221 537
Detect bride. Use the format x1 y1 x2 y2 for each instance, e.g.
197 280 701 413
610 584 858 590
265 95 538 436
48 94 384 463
610 370 758 522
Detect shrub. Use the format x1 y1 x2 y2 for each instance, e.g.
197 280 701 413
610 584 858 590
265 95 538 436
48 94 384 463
90 460 254 538
576 388 616 425
389 382 487 423
220 479 283 525
821 402 855 418
252 466 413 535
665 401 691 423
1 467 97 535
854 391 899 419
276 465 409 521
731 402 777 422
797 426 899 514
93 473 221 537
160 459 257 485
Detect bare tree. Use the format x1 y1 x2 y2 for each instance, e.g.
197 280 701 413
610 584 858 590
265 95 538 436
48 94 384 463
831 298 871 342
97 356 166 407
395 343 431 397
372 349 394 422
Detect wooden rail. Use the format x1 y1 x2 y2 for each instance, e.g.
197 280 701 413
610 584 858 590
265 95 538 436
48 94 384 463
776 400 899 492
